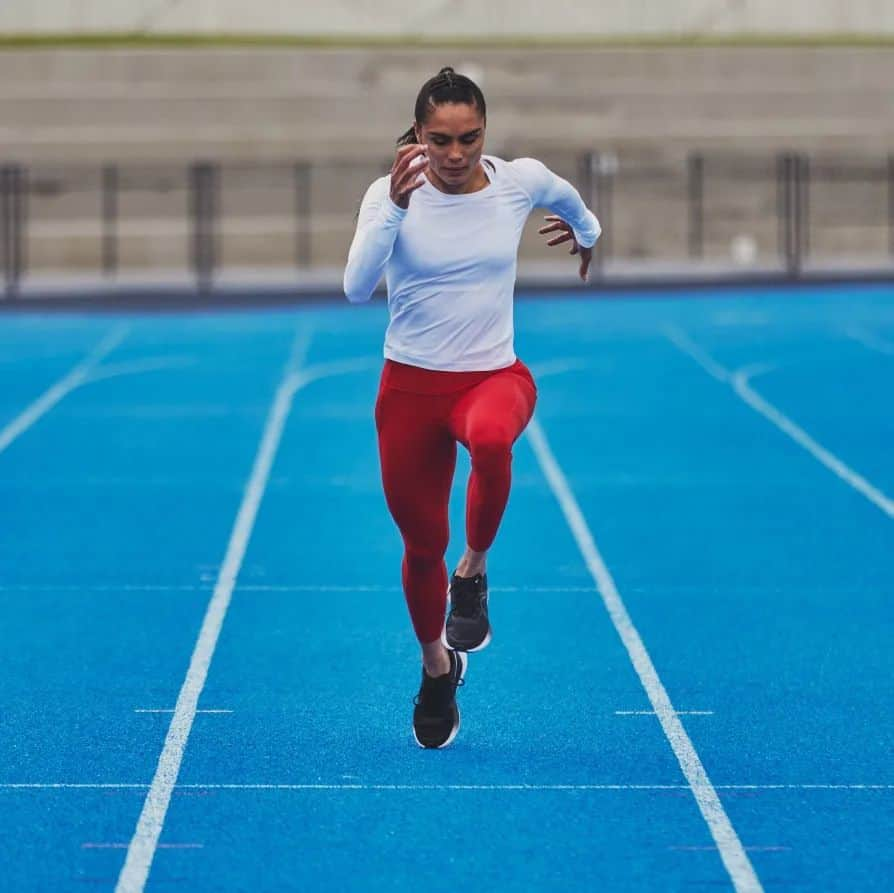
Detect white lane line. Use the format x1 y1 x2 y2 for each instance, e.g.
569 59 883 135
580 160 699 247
844 327 894 356
0 585 210 593
615 711 714 716
525 416 763 893
665 326 894 521
84 843 203 850
113 329 312 893
732 367 894 519
5 783 893 791
530 357 593 379
84 355 198 386
133 709 233 715
113 345 386 893
0 584 598 594
671 845 791 853
0 326 128 456
663 324 731 383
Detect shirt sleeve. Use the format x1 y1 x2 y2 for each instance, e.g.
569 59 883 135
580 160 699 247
342 176 407 304
510 157 602 249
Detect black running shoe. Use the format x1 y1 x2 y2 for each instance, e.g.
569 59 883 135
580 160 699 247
412 649 467 749
444 572 491 652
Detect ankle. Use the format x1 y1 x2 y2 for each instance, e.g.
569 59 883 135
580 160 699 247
455 566 484 579
424 654 451 677
455 558 487 579
422 642 451 677
455 554 486 578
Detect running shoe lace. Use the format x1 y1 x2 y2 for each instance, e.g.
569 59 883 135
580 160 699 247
452 578 482 617
414 672 464 707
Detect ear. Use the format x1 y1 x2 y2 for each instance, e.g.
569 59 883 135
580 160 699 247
413 122 422 144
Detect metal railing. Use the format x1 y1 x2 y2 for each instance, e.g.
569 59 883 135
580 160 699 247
1 151 892 298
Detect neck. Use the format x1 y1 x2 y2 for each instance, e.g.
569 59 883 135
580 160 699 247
428 162 489 195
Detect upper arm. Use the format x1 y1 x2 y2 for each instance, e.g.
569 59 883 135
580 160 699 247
354 176 392 229
507 157 559 208
508 156 601 249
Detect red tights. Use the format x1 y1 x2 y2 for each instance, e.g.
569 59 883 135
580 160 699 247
375 358 537 644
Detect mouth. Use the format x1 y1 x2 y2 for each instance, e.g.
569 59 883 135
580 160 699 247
444 167 467 174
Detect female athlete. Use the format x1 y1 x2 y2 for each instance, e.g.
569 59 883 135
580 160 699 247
344 66 601 748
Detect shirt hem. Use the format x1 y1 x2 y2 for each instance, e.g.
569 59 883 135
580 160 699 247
383 348 517 373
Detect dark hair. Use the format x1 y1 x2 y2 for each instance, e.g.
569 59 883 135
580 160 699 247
396 66 486 146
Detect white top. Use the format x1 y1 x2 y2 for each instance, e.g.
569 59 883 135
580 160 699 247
343 154 601 371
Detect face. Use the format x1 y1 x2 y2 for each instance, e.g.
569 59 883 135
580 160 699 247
414 102 486 192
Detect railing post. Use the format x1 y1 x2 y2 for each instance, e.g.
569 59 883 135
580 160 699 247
777 152 801 277
102 163 118 277
776 153 786 265
1 164 26 298
790 153 804 275
294 161 311 269
1 166 9 298
592 151 616 271
888 153 894 259
687 153 704 260
190 161 218 293
799 153 810 263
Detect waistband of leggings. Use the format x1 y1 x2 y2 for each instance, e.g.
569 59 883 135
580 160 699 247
380 358 529 395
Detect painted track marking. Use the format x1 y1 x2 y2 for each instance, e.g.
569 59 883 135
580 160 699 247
526 416 763 893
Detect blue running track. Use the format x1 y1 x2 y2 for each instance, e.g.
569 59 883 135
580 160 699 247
0 283 892 891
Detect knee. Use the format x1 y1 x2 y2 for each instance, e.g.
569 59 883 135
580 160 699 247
403 532 449 569
470 428 514 473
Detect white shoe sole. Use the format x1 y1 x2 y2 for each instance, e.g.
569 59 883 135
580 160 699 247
441 625 492 653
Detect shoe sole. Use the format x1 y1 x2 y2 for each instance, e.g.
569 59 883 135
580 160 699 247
441 625 492 653
413 651 468 749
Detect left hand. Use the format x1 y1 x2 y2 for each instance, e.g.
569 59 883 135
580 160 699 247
538 215 592 282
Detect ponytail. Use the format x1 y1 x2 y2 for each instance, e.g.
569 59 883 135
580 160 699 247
396 125 418 147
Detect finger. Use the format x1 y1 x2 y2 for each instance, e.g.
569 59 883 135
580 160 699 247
394 145 428 172
543 215 562 222
580 254 592 282
392 144 428 175
395 157 429 192
538 222 567 235
394 143 426 162
569 243 579 255
402 170 427 192
546 233 574 247
401 154 429 179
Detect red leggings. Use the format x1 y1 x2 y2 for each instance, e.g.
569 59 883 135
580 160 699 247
375 358 537 644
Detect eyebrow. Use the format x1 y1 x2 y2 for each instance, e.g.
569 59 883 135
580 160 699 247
427 129 482 138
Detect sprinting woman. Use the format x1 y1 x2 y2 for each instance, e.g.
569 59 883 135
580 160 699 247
344 66 601 748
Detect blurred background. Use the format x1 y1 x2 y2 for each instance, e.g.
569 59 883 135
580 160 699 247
0 2 892 300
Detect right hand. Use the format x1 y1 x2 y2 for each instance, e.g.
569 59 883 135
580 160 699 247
389 144 429 209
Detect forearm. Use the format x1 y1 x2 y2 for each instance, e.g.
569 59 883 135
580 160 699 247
343 198 407 303
541 178 601 249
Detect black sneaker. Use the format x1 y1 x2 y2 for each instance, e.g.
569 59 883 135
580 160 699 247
412 649 468 749
444 572 491 652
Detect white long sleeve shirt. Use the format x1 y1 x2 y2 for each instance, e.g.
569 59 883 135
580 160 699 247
343 154 601 371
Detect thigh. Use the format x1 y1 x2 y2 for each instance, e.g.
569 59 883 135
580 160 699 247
447 363 538 448
375 386 457 543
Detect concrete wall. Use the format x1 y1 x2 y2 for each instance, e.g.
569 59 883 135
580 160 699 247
3 47 892 165
2 1 894 36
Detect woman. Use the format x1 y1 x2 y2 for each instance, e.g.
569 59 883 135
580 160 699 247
344 66 601 749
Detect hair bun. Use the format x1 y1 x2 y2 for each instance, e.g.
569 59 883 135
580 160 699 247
438 66 455 75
